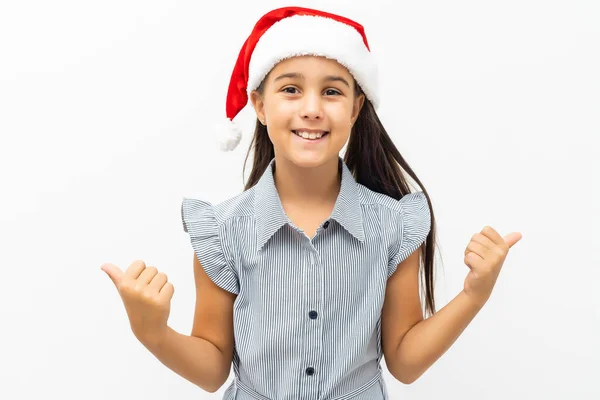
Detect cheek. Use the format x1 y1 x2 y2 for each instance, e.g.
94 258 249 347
327 103 353 121
265 96 294 116
332 131 351 146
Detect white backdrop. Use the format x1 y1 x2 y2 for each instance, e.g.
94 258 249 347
1 0 599 399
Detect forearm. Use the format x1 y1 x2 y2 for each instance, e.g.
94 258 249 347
141 326 228 393
392 290 486 383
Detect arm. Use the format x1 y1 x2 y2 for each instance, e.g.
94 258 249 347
381 246 485 384
143 326 229 393
142 253 236 393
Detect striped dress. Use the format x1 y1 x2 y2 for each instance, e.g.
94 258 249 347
181 156 431 399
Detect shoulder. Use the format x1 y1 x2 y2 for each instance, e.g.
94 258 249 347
356 184 431 275
355 183 429 218
213 188 257 223
182 187 257 226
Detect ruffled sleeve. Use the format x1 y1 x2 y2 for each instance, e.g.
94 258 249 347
181 198 240 295
387 191 431 278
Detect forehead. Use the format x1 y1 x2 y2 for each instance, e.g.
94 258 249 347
268 55 353 80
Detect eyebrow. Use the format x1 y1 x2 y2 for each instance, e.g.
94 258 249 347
273 72 350 88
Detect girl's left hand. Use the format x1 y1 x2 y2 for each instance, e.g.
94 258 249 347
463 226 522 306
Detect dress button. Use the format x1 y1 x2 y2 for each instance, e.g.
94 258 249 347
309 310 318 319
305 367 315 376
323 221 330 229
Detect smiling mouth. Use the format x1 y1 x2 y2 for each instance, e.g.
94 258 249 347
292 130 329 140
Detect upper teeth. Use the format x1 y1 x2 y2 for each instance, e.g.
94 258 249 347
295 131 325 139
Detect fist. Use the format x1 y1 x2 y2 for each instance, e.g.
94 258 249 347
101 260 174 347
463 226 522 306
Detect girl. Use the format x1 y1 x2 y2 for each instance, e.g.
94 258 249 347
101 6 521 399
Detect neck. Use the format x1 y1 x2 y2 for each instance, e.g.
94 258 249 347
272 156 341 206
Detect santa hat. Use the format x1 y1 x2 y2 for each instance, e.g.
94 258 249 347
216 6 379 151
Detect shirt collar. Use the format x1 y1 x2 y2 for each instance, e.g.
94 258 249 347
254 156 365 251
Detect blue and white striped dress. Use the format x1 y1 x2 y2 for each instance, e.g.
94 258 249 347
181 156 431 399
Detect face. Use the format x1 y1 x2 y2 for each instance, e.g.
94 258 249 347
250 56 365 169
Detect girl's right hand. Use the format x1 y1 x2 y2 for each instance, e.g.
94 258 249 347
101 260 174 348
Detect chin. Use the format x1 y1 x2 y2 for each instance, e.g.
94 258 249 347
283 151 338 170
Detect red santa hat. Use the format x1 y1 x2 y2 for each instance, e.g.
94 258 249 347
216 6 379 151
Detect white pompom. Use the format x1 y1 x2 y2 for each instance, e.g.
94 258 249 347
213 118 243 151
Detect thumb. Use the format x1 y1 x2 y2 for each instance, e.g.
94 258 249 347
503 232 523 249
100 263 124 288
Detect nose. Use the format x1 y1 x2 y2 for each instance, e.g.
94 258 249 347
299 90 323 121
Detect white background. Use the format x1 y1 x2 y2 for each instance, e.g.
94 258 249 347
1 0 599 398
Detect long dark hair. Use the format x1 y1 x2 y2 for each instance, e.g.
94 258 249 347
242 76 439 318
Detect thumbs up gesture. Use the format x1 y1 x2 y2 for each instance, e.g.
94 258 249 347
101 260 174 348
463 226 522 307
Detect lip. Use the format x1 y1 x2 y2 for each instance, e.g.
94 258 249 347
292 128 329 134
292 129 329 142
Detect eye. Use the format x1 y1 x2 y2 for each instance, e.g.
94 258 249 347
282 86 299 94
324 89 342 96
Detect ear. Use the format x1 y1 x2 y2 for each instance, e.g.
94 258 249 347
250 90 266 124
351 93 365 124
